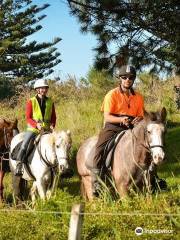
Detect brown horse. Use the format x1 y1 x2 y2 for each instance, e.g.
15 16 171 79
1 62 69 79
76 108 167 200
0 118 18 201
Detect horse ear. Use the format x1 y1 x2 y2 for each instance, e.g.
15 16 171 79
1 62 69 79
160 107 167 122
0 118 4 123
144 110 157 121
12 118 18 128
3 119 8 124
143 110 150 121
4 119 11 127
51 127 55 133
67 130 71 136
0 118 4 126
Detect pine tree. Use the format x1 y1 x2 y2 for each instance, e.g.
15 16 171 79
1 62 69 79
67 0 179 75
0 0 61 87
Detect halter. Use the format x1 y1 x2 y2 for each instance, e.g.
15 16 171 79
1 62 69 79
130 123 165 171
149 144 164 149
144 128 164 152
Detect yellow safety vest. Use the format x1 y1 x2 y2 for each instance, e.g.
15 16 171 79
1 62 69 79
27 96 53 133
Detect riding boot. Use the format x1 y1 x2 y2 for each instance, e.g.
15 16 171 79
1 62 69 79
15 149 26 176
91 169 101 197
149 163 167 191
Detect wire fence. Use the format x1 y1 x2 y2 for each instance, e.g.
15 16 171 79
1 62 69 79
0 208 179 216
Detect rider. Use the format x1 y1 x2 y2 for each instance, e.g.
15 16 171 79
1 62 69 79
15 79 56 176
91 65 144 196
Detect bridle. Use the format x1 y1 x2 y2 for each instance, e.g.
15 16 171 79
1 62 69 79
36 133 69 170
130 123 165 166
37 136 58 169
0 127 11 160
144 128 164 153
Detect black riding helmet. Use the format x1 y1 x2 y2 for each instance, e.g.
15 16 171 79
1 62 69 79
114 65 136 78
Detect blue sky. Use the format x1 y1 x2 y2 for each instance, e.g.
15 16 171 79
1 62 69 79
30 0 97 80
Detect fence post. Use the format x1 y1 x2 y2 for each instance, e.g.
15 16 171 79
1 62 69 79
68 203 85 240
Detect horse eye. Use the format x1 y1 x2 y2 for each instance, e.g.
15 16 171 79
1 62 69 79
56 145 60 148
147 130 151 134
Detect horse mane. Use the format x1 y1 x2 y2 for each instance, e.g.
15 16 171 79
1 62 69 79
54 130 72 143
144 107 167 124
131 107 167 142
43 130 72 146
0 118 18 129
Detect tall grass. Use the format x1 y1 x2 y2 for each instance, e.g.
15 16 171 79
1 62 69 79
0 75 179 239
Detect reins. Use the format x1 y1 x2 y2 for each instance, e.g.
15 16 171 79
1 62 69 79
130 127 152 191
36 133 58 169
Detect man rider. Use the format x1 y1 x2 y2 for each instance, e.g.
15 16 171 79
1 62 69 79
91 65 144 196
15 79 56 176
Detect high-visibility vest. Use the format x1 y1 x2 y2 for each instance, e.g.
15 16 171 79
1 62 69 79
27 96 53 133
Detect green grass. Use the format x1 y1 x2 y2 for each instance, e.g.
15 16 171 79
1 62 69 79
0 87 180 240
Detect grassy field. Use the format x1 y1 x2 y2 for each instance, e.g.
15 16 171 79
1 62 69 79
0 84 180 240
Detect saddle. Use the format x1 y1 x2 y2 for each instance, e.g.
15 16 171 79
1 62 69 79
11 138 36 163
103 130 126 168
10 136 39 179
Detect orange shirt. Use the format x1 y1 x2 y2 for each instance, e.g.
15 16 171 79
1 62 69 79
101 87 144 117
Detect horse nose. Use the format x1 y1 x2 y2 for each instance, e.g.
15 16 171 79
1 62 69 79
153 153 165 165
59 165 65 172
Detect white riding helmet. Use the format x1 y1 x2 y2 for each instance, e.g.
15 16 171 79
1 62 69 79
34 79 49 89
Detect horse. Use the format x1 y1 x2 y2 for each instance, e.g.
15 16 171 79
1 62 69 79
0 118 19 201
9 130 72 203
76 107 167 200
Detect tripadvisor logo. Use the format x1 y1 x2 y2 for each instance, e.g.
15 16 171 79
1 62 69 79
135 227 143 235
135 227 173 235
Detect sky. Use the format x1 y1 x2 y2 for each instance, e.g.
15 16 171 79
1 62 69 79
30 0 97 80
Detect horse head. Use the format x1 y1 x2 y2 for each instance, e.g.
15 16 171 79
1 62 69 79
51 130 72 172
0 118 18 149
144 107 167 165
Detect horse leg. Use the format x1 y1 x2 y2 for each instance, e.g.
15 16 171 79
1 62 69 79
82 176 93 201
0 170 5 202
46 174 59 200
19 179 28 200
36 179 46 200
80 177 87 200
30 182 37 206
115 178 129 198
12 174 21 204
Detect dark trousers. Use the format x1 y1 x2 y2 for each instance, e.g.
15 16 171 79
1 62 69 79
21 131 37 150
93 123 127 170
17 131 37 162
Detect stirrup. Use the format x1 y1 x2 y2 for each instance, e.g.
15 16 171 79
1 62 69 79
15 163 24 176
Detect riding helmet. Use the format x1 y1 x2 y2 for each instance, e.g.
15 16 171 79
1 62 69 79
34 79 49 89
114 65 136 78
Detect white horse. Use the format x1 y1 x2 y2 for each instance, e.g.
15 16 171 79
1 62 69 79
9 130 72 203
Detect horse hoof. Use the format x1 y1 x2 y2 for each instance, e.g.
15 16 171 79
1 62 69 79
61 169 74 179
157 178 168 190
46 190 52 200
0 198 5 204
